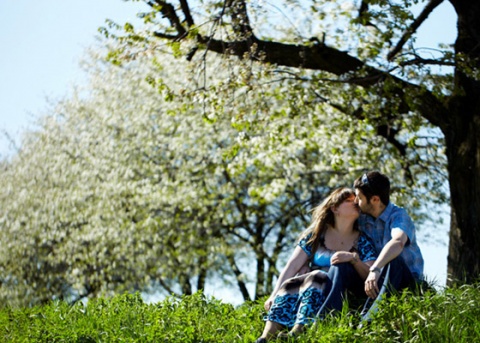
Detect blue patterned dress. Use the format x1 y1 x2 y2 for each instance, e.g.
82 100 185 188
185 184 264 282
266 232 377 327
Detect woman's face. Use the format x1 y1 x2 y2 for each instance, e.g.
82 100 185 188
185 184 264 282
335 194 360 219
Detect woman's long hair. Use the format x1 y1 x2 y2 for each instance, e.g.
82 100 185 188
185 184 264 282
298 187 358 254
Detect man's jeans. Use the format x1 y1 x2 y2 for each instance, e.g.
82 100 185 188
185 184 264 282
316 256 415 318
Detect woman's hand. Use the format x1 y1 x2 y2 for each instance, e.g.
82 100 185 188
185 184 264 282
330 251 356 265
264 296 274 311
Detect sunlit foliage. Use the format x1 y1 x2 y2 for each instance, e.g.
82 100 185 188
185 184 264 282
0 25 447 306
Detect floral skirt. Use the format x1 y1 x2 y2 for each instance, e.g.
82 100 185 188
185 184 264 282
266 270 330 328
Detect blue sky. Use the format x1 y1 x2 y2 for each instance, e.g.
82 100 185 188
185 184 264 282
0 0 149 156
0 0 457 300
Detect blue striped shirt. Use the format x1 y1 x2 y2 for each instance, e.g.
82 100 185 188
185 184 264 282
358 202 424 280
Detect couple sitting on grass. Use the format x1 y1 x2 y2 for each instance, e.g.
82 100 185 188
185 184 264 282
255 171 424 342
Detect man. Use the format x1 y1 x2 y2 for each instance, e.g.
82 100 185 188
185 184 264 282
316 170 423 319
353 171 424 300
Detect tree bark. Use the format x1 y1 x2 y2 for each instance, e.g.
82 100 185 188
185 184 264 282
444 0 480 284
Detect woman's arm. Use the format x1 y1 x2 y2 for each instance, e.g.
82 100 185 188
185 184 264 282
264 246 309 311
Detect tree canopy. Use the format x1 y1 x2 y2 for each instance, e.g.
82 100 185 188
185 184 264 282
0 26 447 306
105 0 480 284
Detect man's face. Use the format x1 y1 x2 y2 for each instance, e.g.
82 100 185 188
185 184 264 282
354 189 374 215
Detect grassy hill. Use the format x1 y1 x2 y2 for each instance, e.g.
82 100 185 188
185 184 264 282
1 284 479 342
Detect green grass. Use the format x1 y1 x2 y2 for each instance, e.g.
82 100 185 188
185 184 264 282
1 284 479 342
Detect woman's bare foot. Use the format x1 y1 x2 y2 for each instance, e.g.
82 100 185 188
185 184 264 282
256 321 284 341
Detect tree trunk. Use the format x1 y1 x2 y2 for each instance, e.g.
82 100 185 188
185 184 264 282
445 0 480 284
227 253 251 301
254 206 268 300
197 263 207 291
445 130 480 284
255 250 266 300
180 273 193 295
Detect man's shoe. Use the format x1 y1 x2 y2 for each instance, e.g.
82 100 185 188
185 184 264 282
254 338 267 343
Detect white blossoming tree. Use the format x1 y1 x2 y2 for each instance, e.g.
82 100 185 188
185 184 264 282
0 35 445 306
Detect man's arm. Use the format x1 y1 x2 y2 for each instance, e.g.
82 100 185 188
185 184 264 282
364 228 408 298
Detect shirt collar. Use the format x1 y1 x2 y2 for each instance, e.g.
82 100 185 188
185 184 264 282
377 202 394 222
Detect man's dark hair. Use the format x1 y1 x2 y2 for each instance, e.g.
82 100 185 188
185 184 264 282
353 171 390 205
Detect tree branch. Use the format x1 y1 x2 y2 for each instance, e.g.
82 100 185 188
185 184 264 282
225 0 255 38
387 0 445 61
400 56 456 67
196 36 448 129
179 0 194 27
153 31 181 40
147 0 450 133
150 0 187 38
157 276 179 296
198 35 366 75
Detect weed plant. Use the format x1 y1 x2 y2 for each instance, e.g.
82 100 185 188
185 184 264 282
1 284 479 342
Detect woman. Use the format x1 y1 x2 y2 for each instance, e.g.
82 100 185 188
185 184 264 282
255 187 377 342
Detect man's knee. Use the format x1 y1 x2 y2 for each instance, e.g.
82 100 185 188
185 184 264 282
387 257 406 270
383 257 414 291
328 263 358 283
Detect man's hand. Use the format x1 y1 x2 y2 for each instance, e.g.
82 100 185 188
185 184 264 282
365 270 380 298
